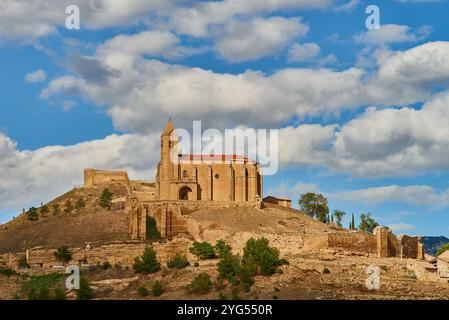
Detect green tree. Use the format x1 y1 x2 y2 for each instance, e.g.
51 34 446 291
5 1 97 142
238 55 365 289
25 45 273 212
76 276 93 300
436 243 449 256
53 287 66 300
351 213 355 230
358 213 379 233
137 286 149 297
166 253 190 269
54 246 72 264
333 210 346 227
152 280 164 297
99 188 113 209
40 205 49 218
189 242 217 260
52 204 60 215
215 239 232 258
27 207 39 221
242 237 280 276
298 193 329 222
64 199 73 213
133 247 161 274
75 197 86 209
187 273 212 294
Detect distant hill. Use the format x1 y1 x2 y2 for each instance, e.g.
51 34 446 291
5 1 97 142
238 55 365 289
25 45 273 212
422 236 449 256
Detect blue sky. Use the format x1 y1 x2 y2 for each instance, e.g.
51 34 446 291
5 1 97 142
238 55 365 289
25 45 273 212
1 0 449 236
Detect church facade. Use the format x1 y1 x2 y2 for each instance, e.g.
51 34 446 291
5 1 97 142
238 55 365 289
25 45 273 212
155 121 263 203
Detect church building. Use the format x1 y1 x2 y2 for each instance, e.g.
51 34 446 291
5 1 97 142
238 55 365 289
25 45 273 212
155 121 263 203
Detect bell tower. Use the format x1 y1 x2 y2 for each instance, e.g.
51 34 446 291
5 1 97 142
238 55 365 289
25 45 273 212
157 120 178 200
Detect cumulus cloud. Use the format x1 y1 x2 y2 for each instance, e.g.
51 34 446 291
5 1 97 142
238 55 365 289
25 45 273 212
0 131 160 220
215 17 309 62
355 24 431 46
334 0 360 12
388 223 416 233
25 69 47 83
287 42 320 63
0 0 172 42
169 0 331 37
333 185 449 205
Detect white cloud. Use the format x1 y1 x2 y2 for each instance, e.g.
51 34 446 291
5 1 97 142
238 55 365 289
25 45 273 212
0 0 172 42
0 131 160 221
333 185 449 205
97 30 180 58
334 0 360 12
25 69 47 83
287 42 320 63
216 17 309 62
388 223 416 233
169 0 331 37
355 24 431 46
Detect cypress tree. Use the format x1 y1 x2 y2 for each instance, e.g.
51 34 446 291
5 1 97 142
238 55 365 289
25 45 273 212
351 213 355 230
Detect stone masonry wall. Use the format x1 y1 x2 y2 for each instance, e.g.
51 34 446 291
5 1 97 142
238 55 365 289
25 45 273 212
1 239 191 270
327 231 377 253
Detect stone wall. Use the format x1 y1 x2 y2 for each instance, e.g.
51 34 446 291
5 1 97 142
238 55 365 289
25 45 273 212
326 227 424 260
1 239 191 270
84 168 131 192
327 231 377 253
128 200 261 240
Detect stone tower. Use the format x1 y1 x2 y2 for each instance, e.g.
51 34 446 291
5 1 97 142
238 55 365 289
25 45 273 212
157 120 179 200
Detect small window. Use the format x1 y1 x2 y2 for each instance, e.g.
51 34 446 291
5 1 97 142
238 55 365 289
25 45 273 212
183 170 188 178
214 174 220 179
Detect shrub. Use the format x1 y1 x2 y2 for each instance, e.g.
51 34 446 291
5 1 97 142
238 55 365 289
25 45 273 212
54 246 72 264
76 276 93 300
187 273 212 294
102 262 112 270
18 256 29 269
99 188 113 209
75 197 86 209
217 253 240 282
242 237 280 276
22 273 65 300
0 268 18 277
322 268 330 274
40 205 49 218
52 204 60 215
138 286 149 297
152 280 164 297
27 207 38 221
215 240 232 258
277 258 290 266
64 199 73 213
231 288 241 300
167 253 190 269
218 292 228 300
133 248 161 274
189 242 216 260
436 243 449 256
194 262 199 267
53 288 66 300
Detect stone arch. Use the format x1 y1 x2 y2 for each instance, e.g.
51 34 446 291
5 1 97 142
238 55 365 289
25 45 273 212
179 186 192 200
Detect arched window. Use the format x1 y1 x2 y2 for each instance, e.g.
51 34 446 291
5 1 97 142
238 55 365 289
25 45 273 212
183 170 188 178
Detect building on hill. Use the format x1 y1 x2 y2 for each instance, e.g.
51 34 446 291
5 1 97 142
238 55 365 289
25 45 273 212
263 196 292 208
155 121 263 202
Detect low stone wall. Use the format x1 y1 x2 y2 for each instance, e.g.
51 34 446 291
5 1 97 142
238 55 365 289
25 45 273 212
0 239 191 270
327 231 377 253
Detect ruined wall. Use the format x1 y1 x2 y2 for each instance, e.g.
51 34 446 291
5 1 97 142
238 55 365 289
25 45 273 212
84 168 131 191
327 231 377 253
375 227 424 259
1 239 191 270
128 200 261 240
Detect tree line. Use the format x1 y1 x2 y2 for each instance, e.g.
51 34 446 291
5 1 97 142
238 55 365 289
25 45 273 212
298 192 379 233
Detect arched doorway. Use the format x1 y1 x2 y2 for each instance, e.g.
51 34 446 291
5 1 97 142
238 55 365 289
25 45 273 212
179 186 192 200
